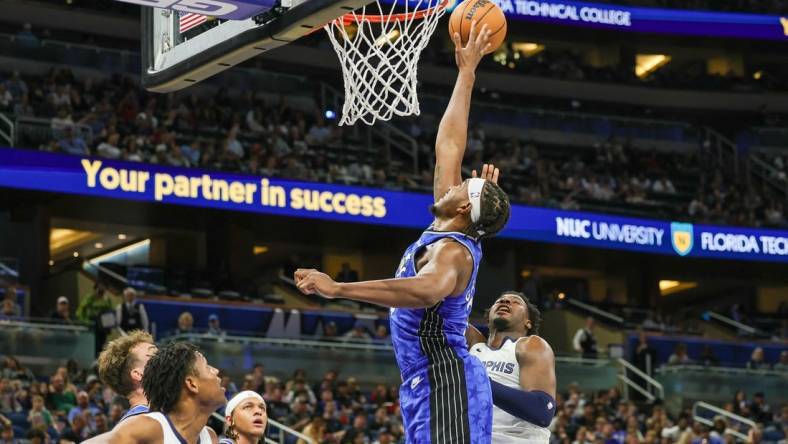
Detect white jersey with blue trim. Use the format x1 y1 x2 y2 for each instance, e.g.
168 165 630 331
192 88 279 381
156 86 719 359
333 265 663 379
471 337 551 444
144 412 213 444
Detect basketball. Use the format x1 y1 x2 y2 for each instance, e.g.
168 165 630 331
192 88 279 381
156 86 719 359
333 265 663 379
449 0 507 53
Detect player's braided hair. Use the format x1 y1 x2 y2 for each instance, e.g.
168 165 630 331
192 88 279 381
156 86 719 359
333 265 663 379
473 181 511 238
142 341 198 413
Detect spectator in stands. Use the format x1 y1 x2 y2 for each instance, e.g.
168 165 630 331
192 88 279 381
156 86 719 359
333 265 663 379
96 133 122 159
46 373 76 414
747 347 769 370
633 331 657 374
668 343 691 366
49 296 74 324
68 391 99 426
298 416 328 444
774 350 788 371
573 317 598 358
322 321 339 341
373 324 390 342
57 126 89 155
750 392 772 424
176 311 194 335
207 314 225 337
2 286 21 317
26 395 52 428
77 282 114 354
0 300 17 321
92 412 109 437
2 357 34 384
287 396 313 432
15 23 39 47
60 411 91 443
700 345 720 367
115 287 149 333
0 423 17 444
341 322 371 344
335 263 359 283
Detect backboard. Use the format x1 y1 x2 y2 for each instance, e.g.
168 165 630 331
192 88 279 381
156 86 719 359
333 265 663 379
140 0 369 92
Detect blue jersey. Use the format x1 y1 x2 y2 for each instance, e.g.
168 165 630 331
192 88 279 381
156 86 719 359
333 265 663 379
119 404 148 423
390 230 482 375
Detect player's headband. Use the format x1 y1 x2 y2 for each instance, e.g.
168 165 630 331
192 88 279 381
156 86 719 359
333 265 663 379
225 390 265 419
468 178 486 230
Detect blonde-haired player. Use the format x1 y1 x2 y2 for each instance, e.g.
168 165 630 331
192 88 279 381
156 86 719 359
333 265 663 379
96 330 157 423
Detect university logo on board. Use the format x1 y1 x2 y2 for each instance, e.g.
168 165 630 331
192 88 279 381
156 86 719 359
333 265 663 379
670 222 694 256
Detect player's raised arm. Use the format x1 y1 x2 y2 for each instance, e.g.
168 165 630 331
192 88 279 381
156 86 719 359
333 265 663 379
294 241 471 308
433 21 492 202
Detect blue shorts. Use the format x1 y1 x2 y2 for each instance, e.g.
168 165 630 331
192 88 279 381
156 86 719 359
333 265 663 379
400 353 492 444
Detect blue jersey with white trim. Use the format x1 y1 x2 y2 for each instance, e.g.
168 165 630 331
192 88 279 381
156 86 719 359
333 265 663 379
119 404 149 423
390 230 482 375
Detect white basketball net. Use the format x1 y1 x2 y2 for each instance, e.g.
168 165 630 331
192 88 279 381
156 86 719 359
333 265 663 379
325 0 447 126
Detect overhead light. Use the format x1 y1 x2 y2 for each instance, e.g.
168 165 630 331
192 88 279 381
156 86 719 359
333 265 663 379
557 292 566 300
520 270 532 278
635 54 671 78
374 29 400 47
512 42 544 58
659 280 697 296
659 280 679 291
118 234 127 240
73 251 79 257
253 246 269 255
89 239 150 264
48 260 54 266
753 70 763 80
94 242 104 249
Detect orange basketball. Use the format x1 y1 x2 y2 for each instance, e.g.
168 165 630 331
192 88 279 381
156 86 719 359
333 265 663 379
448 0 507 53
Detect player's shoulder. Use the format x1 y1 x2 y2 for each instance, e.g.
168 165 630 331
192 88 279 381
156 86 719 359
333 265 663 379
515 335 554 357
107 413 163 442
432 237 473 262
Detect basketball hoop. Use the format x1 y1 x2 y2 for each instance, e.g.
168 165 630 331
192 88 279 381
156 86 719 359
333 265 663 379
325 0 449 126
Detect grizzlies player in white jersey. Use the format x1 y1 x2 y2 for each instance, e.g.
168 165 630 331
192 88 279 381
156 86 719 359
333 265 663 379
468 292 556 444
295 22 511 444
84 342 224 444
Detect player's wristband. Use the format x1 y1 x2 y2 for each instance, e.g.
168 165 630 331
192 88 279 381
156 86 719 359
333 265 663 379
488 378 556 427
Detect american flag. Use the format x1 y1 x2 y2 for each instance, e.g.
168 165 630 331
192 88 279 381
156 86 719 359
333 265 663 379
179 12 208 33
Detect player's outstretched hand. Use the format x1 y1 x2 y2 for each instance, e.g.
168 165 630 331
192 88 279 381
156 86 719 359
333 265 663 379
452 21 492 72
294 269 339 298
471 163 500 184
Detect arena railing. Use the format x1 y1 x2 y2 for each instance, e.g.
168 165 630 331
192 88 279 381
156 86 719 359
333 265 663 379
0 318 95 374
617 358 664 402
0 113 14 147
420 92 703 146
692 401 755 442
705 311 774 339
14 116 94 149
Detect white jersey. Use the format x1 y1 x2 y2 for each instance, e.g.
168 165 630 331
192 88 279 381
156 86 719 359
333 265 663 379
470 337 551 444
144 412 213 444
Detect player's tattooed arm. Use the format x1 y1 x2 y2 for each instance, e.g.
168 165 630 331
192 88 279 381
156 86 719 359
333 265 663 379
433 21 491 202
294 241 472 308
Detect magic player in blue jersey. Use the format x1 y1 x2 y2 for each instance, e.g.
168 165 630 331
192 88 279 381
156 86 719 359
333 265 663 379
294 21 511 444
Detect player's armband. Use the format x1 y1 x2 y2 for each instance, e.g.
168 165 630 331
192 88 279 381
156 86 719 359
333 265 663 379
489 379 556 427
